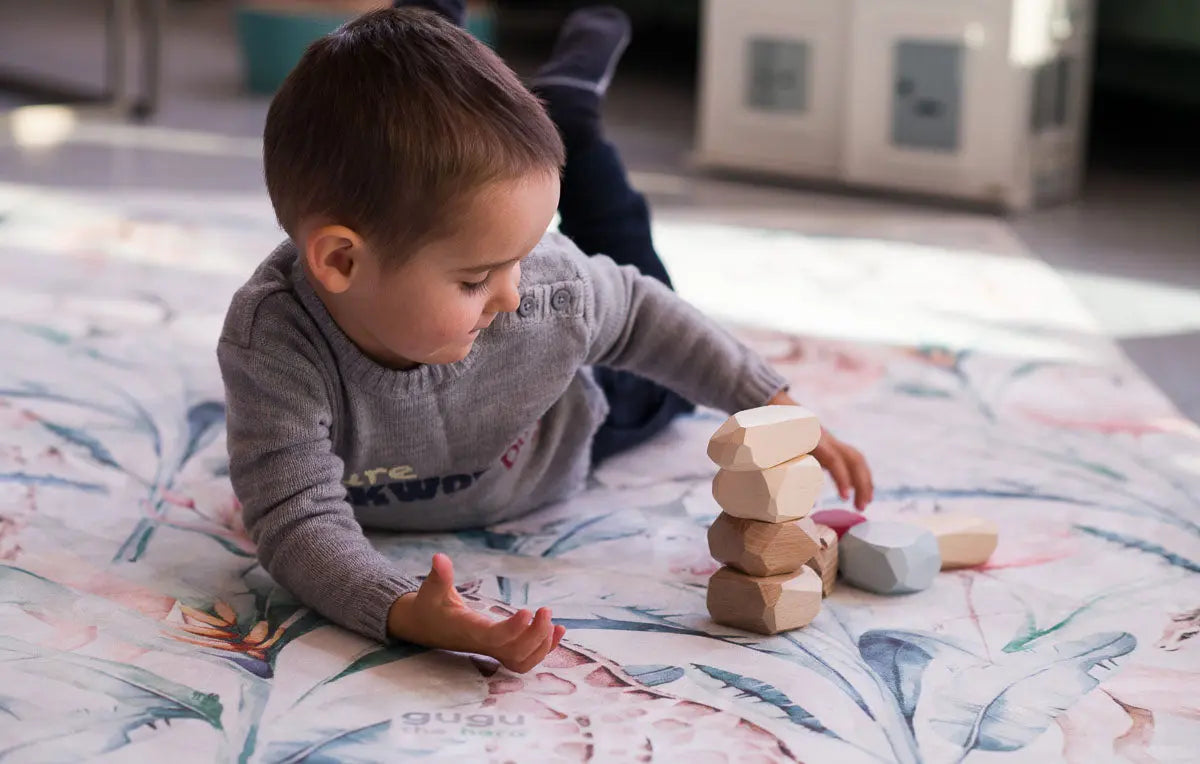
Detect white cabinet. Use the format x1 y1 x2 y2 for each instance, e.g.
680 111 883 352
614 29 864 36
696 0 849 180
695 0 1095 211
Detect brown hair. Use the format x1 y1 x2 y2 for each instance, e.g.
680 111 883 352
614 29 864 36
263 8 564 265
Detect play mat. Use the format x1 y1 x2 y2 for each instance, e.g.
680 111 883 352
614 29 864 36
1 181 1197 762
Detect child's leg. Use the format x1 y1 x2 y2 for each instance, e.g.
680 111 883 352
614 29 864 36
530 8 694 465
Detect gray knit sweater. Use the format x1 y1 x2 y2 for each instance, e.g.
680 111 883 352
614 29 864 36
217 232 787 642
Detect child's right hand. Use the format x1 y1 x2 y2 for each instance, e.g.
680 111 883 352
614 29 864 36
387 553 565 673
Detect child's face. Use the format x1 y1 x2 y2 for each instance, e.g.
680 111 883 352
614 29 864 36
345 173 560 369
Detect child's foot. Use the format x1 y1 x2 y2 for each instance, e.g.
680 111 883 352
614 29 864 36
530 6 631 146
392 0 466 27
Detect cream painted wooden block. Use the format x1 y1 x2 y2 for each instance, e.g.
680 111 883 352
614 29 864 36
905 513 998 569
708 513 822 577
707 566 823 635
805 523 839 597
707 405 822 471
712 454 823 523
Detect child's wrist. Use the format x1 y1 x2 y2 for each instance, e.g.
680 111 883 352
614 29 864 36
769 389 798 407
386 592 420 642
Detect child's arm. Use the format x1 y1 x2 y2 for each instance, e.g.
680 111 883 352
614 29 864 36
768 389 873 509
218 342 562 669
579 251 873 508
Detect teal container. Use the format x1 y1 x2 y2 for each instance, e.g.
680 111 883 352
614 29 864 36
236 3 497 95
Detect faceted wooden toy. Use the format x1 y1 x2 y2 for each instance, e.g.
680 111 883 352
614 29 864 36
707 513 822 577
905 513 998 569
712 454 823 523
707 405 821 471
707 566 823 634
810 508 867 539
805 524 839 597
840 522 941 595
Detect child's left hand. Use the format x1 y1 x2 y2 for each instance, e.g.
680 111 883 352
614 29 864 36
769 391 874 511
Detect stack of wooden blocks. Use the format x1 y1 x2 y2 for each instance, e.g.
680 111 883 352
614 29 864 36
704 406 837 635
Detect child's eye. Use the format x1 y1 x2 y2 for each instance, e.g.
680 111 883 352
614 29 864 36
460 275 490 294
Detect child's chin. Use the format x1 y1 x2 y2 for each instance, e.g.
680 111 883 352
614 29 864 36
431 341 474 365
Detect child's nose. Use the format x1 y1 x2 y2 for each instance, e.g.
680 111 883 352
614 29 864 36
490 278 521 314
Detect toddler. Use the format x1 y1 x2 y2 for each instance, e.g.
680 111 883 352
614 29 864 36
219 2 872 674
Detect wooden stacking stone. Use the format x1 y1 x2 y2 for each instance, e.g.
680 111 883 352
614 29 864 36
708 514 822 577
805 524 839 597
840 522 941 595
707 405 821 472
905 513 998 569
707 566 823 634
706 406 827 634
712 454 823 523
810 508 867 539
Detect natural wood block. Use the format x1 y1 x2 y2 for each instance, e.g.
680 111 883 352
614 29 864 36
905 514 998 569
805 524 839 597
706 566 822 635
810 508 868 539
712 454 823 523
707 405 821 471
708 513 822 576
840 522 941 595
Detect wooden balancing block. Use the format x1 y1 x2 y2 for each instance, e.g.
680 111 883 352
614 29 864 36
712 455 823 523
705 405 827 634
707 566 823 634
708 513 822 577
707 405 821 472
810 508 867 539
839 521 941 595
805 524 839 597
905 513 998 569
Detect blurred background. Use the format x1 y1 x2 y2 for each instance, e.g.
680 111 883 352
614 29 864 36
0 0 1197 420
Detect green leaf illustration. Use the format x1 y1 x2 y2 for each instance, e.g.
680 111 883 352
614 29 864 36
0 636 223 760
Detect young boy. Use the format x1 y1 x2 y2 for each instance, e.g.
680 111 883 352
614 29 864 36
219 2 872 674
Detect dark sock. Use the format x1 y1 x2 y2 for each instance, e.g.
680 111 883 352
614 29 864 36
392 0 466 27
531 6 631 148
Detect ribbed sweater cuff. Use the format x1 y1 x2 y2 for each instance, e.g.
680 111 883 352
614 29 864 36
731 360 790 413
349 572 421 644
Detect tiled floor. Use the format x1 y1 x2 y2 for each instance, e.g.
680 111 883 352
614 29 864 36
2 0 1196 420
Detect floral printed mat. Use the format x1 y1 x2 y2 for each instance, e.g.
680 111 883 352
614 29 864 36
1 181 1198 763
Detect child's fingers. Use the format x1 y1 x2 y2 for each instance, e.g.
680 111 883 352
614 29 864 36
824 452 852 501
488 608 534 645
850 454 874 510
551 624 566 650
502 608 553 663
420 553 456 596
837 445 873 510
510 613 557 673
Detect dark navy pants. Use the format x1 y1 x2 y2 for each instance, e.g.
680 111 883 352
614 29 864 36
556 137 695 465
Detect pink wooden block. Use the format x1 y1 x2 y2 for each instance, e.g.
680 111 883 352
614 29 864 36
810 509 867 539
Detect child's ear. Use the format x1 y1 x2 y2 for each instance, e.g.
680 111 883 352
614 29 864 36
304 224 366 294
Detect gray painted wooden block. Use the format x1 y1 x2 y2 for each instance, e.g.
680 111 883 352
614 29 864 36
840 521 941 595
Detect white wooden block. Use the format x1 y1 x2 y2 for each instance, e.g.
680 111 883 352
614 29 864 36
712 454 823 523
905 513 998 569
707 565 823 634
707 405 822 472
840 521 941 595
